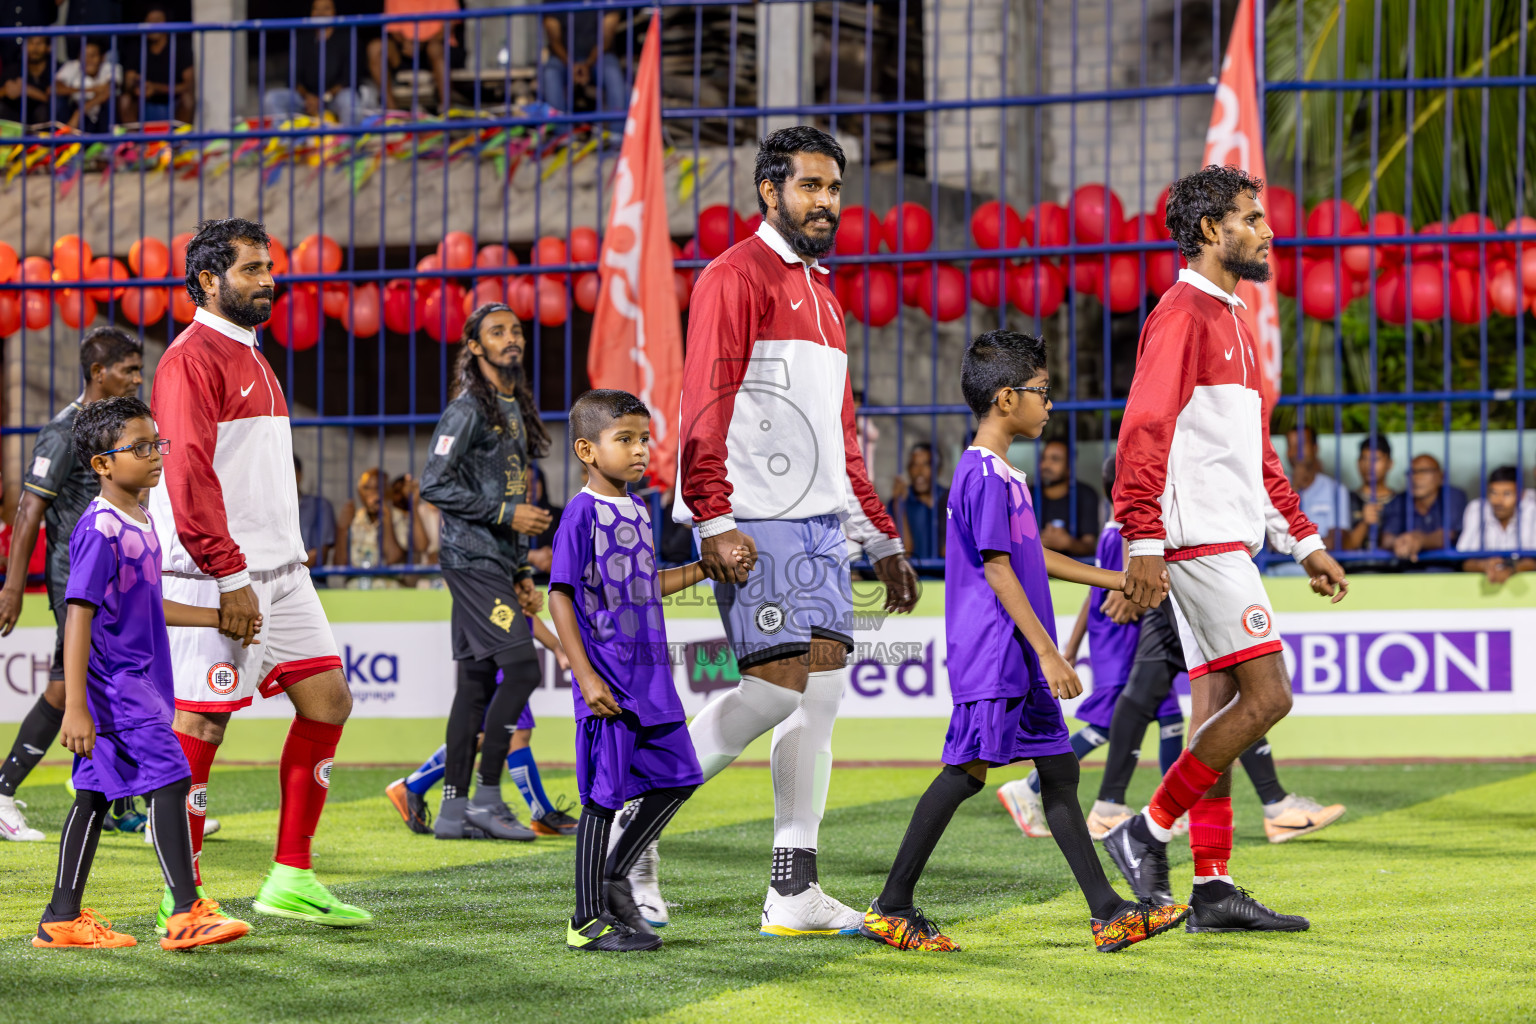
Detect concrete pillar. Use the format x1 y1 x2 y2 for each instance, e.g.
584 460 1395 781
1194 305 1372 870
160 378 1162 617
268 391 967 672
193 0 248 132
756 1 811 138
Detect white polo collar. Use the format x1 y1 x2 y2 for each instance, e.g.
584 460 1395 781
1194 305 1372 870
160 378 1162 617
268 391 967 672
756 220 831 275
583 485 638 507
1178 268 1247 310
193 306 258 348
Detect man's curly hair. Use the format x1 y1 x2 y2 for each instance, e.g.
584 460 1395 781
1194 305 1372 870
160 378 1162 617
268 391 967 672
1164 165 1265 262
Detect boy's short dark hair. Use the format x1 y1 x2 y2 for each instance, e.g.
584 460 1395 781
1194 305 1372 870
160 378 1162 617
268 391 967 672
1165 165 1265 262
1489 465 1519 486
1359 434 1393 458
78 326 142 384
753 126 847 216
569 389 650 454
73 396 154 469
185 217 271 307
960 330 1047 419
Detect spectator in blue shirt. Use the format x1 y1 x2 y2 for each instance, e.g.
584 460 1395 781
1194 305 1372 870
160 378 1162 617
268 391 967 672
1286 425 1352 550
295 455 337 570
1381 453 1467 563
888 442 947 564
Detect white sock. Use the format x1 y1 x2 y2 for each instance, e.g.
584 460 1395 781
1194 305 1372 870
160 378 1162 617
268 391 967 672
1193 874 1235 886
770 669 843 850
1141 806 1174 844
689 674 801 782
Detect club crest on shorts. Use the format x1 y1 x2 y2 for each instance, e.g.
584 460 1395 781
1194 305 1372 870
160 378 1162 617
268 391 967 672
1240 604 1272 638
754 602 786 635
489 598 517 632
206 663 239 695
186 783 208 817
314 758 333 789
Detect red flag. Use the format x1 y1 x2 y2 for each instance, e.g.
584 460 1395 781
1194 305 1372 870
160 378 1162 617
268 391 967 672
588 12 683 492
1203 0 1281 407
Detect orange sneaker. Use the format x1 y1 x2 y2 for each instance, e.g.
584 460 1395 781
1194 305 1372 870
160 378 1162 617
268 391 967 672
33 908 137 948
1263 794 1346 844
858 900 960 952
1092 900 1191 953
160 898 251 950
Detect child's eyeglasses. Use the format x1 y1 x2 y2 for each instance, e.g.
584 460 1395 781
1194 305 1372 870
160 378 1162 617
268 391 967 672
98 439 171 459
995 385 1052 404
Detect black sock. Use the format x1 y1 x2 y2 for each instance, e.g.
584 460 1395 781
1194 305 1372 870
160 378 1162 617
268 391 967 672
477 652 540 791
1035 753 1129 921
45 789 109 920
146 779 199 914
1099 655 1177 804
1157 713 1185 775
1239 736 1287 805
0 695 64 796
445 659 497 800
607 786 695 878
875 765 984 914
771 847 820 897
574 802 616 924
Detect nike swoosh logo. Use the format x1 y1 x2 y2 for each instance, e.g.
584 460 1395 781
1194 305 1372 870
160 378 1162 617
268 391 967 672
790 299 803 310
291 895 332 914
1224 347 1235 360
1273 819 1316 830
241 382 256 397
1121 833 1141 869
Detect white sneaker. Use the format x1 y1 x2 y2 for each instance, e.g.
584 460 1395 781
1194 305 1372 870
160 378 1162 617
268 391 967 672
760 883 863 936
0 794 45 841
996 778 1052 838
627 839 669 927
145 816 221 844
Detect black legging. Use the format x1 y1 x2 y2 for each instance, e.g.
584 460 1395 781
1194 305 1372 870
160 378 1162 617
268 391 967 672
443 647 541 800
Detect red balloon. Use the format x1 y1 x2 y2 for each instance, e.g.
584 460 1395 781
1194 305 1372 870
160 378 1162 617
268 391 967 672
1153 185 1174 236
1264 186 1299 239
1447 266 1484 324
52 235 92 281
573 272 600 313
0 292 19 336
466 278 506 316
168 231 195 279
895 266 922 308
423 283 468 342
674 270 693 312
697 205 745 259
438 230 476 271
1146 250 1180 296
1121 212 1167 244
507 276 537 322
0 241 17 282
267 235 289 277
1408 263 1447 321
269 289 321 350
1304 199 1364 260
832 268 858 310
23 290 50 329
1022 201 1070 248
1340 230 1378 278
1448 213 1506 268
344 282 381 337
835 205 884 257
416 253 446 296
476 244 517 270
129 237 170 279
295 234 343 275
884 203 934 253
1367 211 1409 266
322 283 350 320
383 279 414 333
531 236 569 285
1373 268 1407 325
1009 261 1066 318
1410 221 1449 262
85 256 130 302
1301 260 1351 320
971 201 1023 251
171 286 196 324
1071 257 1104 296
57 289 96 329
119 286 167 326
912 263 966 322
1099 254 1144 313
1069 185 1124 245
1487 262 1527 317
569 226 600 265
1505 216 1536 270
970 260 1008 307
535 278 568 327
846 266 900 327
743 212 763 236
15 256 52 295
1273 254 1301 297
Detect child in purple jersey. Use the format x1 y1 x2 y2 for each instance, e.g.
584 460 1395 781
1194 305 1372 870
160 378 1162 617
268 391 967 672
548 389 753 953
36 397 252 951
861 331 1188 955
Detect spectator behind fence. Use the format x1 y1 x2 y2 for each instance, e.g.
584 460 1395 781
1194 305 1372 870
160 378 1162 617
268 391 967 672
263 0 367 125
55 38 118 133
1380 453 1467 563
119 6 194 123
371 0 457 115
539 0 627 113
1 35 56 124
294 455 336 570
389 472 440 568
888 442 947 563
1457 465 1536 585
1345 434 1397 551
336 467 410 588
61 0 115 58
1035 438 1098 556
1286 425 1351 550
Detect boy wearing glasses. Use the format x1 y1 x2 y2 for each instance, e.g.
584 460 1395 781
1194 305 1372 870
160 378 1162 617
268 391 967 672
34 397 251 950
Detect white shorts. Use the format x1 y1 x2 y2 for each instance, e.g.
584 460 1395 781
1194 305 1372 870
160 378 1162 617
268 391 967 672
1164 545 1281 679
165 563 342 713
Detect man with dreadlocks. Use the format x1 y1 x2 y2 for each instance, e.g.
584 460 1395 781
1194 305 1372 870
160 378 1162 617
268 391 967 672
421 302 555 841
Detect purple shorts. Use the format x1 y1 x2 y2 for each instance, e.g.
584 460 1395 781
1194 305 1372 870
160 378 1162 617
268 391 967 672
72 722 190 801
575 712 702 811
516 705 535 731
1073 674 1185 730
942 691 1072 768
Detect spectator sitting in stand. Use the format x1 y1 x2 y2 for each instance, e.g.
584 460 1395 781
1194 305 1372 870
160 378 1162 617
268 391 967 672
3 35 57 124
1457 465 1536 585
1035 437 1099 557
336 467 412 589
1345 434 1397 550
263 0 368 124
539 0 627 113
1380 453 1467 564
55 38 119 133
370 0 457 115
887 442 947 565
1286 424 1351 551
389 472 440 572
119 6 194 123
294 455 337 571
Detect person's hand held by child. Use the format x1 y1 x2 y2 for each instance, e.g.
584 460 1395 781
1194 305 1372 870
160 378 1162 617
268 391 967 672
578 671 621 717
515 578 544 616
1041 648 1083 700
732 544 756 572
239 612 265 648
61 706 95 758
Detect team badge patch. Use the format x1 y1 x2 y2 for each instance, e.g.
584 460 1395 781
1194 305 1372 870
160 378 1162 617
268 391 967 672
489 598 517 632
314 758 333 789
186 783 208 817
434 434 456 456
754 602 786 636
207 663 239 695
1240 604 1272 638
29 456 51 479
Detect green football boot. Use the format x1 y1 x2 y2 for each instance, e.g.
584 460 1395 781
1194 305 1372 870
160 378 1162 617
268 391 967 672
252 862 373 927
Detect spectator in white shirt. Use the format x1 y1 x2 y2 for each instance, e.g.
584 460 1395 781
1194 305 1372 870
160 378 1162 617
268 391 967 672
1287 425 1352 550
1457 465 1536 585
55 39 119 133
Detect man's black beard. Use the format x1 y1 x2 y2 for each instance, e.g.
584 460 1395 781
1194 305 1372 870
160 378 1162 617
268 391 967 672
776 207 839 259
1220 236 1272 283
218 288 273 329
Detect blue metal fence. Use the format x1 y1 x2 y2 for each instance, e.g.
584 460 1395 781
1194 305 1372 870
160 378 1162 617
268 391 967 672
0 0 1532 582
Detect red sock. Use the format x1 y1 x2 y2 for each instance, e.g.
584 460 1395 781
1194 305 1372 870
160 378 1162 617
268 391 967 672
1148 750 1221 829
1189 796 1234 877
275 716 344 870
174 731 219 886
